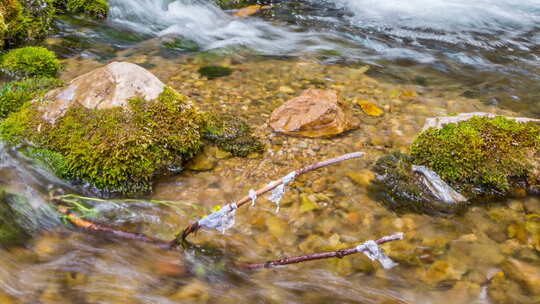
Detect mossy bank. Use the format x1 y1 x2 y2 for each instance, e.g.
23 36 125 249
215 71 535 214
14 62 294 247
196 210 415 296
372 116 540 214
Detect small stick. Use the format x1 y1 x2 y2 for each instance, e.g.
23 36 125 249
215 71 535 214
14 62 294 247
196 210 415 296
56 206 172 250
175 152 365 244
238 233 404 270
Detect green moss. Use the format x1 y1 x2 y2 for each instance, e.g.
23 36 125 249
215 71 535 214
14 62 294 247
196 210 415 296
198 65 233 79
1 0 57 48
203 113 263 157
0 47 61 78
0 77 62 119
0 86 205 195
22 146 71 178
56 0 109 19
411 116 540 194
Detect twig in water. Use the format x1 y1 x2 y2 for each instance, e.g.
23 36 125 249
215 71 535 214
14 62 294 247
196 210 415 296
175 152 365 245
238 233 404 270
56 206 171 249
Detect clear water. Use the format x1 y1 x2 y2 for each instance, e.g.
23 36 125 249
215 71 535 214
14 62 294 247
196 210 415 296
2 1 540 303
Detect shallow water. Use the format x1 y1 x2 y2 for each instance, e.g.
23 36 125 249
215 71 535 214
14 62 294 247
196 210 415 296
2 0 540 303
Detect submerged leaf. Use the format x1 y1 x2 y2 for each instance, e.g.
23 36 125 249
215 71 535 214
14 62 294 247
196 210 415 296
357 100 384 117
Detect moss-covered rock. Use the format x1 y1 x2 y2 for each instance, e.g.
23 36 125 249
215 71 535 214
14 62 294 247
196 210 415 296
372 116 540 214
0 47 61 78
203 113 264 157
0 77 62 119
0 86 205 195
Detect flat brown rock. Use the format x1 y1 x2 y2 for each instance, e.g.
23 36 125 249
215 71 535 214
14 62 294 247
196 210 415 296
38 62 165 124
269 89 358 137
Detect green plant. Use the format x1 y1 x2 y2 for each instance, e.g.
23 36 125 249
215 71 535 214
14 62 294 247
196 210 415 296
0 47 61 78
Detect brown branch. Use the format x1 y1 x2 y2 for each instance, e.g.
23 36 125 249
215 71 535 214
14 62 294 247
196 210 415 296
56 206 172 250
238 233 404 270
175 152 365 245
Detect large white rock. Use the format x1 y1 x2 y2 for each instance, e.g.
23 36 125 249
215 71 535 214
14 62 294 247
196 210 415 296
39 62 165 123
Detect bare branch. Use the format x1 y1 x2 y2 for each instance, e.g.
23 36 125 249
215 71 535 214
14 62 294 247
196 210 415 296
238 233 404 270
175 152 365 245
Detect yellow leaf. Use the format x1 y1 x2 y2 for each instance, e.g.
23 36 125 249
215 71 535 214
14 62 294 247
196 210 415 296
357 100 384 117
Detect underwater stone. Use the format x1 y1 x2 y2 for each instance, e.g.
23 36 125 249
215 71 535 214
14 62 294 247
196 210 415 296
269 89 359 138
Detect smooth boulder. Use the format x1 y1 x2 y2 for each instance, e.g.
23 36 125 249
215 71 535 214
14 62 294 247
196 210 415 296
39 62 165 123
269 89 358 138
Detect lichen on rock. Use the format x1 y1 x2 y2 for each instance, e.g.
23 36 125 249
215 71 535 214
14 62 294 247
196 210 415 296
372 115 540 214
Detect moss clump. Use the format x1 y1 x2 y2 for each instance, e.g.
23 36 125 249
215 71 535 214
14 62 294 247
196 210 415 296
56 0 109 19
203 113 264 157
0 86 205 195
0 0 57 48
198 65 233 79
0 77 62 119
22 146 71 178
371 116 540 214
411 116 540 194
0 47 61 78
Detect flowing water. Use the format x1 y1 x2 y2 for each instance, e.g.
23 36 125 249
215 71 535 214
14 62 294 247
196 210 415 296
2 0 540 303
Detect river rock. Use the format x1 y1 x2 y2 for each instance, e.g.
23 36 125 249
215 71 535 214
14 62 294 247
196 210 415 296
502 258 540 295
268 89 358 137
39 61 165 124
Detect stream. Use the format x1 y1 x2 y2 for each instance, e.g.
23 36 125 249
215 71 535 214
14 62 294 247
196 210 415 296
1 0 540 303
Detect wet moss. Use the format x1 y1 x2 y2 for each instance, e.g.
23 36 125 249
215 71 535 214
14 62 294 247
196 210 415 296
0 0 57 48
0 86 205 195
411 116 540 195
198 65 233 79
0 47 61 78
203 113 263 157
0 77 62 119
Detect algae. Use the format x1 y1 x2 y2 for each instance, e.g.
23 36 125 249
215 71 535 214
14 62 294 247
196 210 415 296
198 65 233 79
